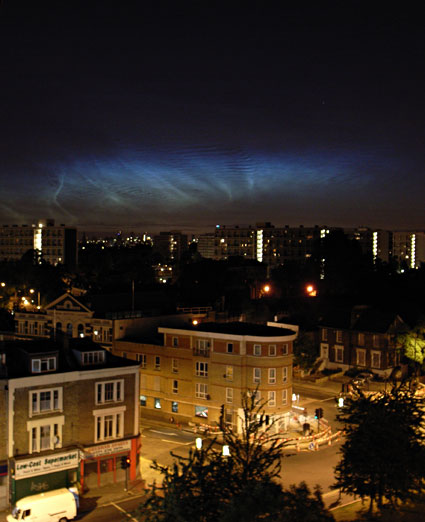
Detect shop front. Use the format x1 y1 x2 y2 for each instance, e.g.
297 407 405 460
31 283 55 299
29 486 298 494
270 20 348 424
11 449 80 504
81 437 139 490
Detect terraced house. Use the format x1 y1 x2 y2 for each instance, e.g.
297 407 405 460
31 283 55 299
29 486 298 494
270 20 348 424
0 337 140 509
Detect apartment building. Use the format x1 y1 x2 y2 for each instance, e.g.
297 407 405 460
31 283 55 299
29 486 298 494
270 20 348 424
392 230 425 269
319 306 408 377
114 321 296 434
0 219 77 268
152 230 188 262
0 337 140 508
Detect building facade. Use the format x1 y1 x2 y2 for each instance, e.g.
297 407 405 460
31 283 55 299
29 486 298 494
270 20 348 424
114 322 296 434
319 307 407 377
14 293 114 350
0 338 140 508
0 219 77 268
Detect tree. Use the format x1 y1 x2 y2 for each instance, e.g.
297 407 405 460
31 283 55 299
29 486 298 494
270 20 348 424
397 323 425 381
136 393 334 521
293 330 318 371
334 385 425 514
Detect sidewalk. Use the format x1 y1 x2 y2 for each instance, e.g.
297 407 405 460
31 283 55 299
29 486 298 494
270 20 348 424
79 478 147 513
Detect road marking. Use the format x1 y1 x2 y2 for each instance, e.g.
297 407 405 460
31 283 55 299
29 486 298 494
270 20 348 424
150 429 177 436
161 439 190 445
111 502 139 522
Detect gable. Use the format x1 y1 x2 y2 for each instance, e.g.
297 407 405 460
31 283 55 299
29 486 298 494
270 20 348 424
45 293 92 314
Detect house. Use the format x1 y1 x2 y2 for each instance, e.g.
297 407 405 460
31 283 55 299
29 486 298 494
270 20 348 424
0 337 140 508
114 321 296 434
14 293 114 350
319 306 408 377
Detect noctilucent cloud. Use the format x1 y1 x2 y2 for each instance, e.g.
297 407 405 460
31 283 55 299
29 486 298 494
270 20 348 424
0 3 424 233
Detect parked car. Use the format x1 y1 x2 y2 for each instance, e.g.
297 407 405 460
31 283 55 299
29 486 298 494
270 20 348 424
351 371 374 387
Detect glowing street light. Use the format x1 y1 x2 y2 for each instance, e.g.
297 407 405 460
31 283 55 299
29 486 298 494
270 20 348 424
306 284 317 297
195 437 203 450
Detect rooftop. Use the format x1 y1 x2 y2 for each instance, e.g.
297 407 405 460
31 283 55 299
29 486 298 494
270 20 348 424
175 321 296 337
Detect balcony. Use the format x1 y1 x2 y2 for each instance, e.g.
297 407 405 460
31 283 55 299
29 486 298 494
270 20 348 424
193 348 210 357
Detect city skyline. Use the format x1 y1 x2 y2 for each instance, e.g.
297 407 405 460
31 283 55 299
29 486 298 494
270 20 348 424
1 3 424 233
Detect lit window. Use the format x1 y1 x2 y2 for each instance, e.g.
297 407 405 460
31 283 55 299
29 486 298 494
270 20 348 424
172 401 178 413
154 398 161 409
195 405 208 417
140 395 147 406
225 365 233 380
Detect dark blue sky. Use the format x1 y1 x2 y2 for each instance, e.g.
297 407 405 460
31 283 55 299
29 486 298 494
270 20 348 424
0 2 424 233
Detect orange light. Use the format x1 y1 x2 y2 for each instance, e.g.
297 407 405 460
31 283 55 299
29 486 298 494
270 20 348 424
263 284 270 293
306 284 317 297
192 319 199 325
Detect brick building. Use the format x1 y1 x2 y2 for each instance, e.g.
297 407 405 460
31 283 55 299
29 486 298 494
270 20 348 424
114 321 296 434
319 306 408 377
0 337 140 508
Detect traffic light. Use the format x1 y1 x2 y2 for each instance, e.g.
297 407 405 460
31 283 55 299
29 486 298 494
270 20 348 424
120 456 130 469
314 408 324 419
219 404 224 430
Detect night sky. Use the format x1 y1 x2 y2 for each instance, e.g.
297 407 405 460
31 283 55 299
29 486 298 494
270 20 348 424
0 2 424 234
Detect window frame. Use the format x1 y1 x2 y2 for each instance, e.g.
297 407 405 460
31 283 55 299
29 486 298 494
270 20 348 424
268 390 276 407
253 367 261 383
268 344 276 356
31 356 56 373
268 368 276 384
195 382 208 399
94 409 124 442
30 387 62 416
195 361 208 377
226 387 233 404
96 380 124 405
253 344 261 356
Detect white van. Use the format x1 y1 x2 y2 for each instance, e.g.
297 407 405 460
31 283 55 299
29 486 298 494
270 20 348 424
7 487 79 522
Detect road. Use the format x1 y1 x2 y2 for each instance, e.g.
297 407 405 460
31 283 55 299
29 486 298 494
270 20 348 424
77 385 351 520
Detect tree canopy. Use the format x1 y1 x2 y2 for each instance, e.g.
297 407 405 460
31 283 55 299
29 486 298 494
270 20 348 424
334 385 425 514
136 393 334 521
